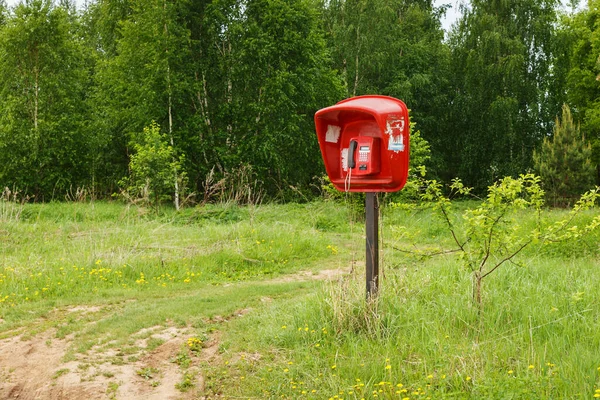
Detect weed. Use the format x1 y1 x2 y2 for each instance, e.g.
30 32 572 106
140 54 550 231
52 368 70 379
106 381 119 399
175 371 196 392
171 348 191 368
136 367 159 380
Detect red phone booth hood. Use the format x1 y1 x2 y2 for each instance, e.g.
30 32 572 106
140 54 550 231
314 95 410 192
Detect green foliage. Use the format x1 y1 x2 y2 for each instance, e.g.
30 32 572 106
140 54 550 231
120 122 184 208
560 1 600 171
0 0 94 198
136 366 159 380
534 104 595 206
443 0 561 189
3 0 600 203
400 172 600 305
320 0 450 167
175 371 196 391
0 0 6 26
88 0 344 199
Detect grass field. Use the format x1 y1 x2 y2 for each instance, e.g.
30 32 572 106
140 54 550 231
1 199 600 399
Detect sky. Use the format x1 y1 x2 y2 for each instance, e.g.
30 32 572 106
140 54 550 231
434 0 462 32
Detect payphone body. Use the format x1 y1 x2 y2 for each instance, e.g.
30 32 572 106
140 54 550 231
315 95 410 192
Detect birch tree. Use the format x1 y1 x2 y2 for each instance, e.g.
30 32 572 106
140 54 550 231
0 0 91 197
94 0 191 208
444 0 560 189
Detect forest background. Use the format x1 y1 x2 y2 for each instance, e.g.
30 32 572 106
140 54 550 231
1 0 599 204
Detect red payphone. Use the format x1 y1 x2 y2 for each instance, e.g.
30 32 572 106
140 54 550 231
315 95 410 192
315 95 411 298
343 137 380 176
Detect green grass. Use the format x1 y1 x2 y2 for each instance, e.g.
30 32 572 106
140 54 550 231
0 201 354 311
2 199 600 398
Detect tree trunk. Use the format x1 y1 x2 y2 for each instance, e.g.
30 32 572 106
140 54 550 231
473 272 483 308
168 65 180 211
164 1 180 210
353 26 360 97
34 65 39 131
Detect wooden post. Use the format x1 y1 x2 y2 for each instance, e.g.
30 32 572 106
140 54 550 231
365 192 379 298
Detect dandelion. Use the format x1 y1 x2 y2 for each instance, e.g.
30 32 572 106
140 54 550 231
331 365 336 370
385 365 392 370
508 370 514 375
466 376 471 381
528 365 534 370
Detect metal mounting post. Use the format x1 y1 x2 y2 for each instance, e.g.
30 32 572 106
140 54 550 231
365 192 379 298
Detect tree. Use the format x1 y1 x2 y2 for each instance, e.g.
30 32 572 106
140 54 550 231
443 0 561 190
534 104 595 206
410 173 600 308
183 0 343 197
120 122 184 209
319 0 451 176
559 1 600 180
0 0 7 26
91 0 193 206
0 0 93 198
228 0 344 191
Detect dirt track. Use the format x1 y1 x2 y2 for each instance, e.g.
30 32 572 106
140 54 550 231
0 268 350 399
0 321 211 400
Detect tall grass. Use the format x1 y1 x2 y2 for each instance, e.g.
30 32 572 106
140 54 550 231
0 187 30 221
0 201 355 311
216 204 600 399
2 200 600 398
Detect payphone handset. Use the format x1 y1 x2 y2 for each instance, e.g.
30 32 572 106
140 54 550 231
343 136 380 177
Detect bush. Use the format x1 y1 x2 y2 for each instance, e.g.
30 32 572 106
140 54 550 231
119 122 185 209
